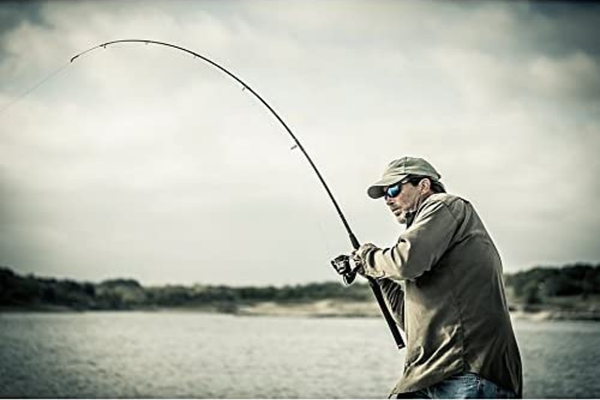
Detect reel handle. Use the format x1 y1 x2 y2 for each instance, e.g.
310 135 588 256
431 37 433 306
330 254 360 285
342 269 358 285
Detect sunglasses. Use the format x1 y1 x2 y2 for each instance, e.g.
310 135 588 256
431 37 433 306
384 181 405 198
384 177 420 198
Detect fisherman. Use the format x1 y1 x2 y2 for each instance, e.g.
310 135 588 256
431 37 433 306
349 156 522 399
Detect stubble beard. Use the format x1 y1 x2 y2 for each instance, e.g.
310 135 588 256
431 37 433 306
396 210 408 225
394 197 420 225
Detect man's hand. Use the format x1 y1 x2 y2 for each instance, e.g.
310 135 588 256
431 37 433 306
352 243 379 270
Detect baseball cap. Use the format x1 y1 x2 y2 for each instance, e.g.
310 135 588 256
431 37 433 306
367 156 443 199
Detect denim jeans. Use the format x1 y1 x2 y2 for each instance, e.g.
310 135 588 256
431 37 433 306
395 372 517 399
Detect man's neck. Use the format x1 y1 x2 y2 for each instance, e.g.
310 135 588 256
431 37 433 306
414 191 434 213
405 191 435 227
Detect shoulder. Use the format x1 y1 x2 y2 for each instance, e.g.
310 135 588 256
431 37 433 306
418 193 471 217
422 193 465 207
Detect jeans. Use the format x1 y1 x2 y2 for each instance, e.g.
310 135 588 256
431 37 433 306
395 372 517 399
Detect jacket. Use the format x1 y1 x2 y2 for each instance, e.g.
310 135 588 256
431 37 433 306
361 193 522 396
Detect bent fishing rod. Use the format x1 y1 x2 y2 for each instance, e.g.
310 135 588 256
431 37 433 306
71 39 405 350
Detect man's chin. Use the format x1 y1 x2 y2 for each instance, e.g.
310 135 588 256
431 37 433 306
394 211 408 225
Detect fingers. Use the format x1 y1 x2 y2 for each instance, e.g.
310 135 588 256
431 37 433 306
333 243 379 278
355 243 380 268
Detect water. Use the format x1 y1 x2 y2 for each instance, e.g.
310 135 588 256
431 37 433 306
0 312 599 398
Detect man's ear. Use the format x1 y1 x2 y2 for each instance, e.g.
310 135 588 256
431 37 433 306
420 178 431 193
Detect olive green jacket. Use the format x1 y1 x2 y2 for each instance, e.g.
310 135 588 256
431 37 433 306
361 193 522 397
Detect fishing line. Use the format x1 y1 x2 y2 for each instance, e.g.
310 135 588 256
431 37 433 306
0 61 71 117
77 39 405 350
70 39 361 249
5 38 406 350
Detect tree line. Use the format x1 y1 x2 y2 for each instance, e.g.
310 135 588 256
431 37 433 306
1 263 598 311
0 266 371 311
504 263 600 305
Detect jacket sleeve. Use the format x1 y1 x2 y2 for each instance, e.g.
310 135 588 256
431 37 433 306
378 278 405 330
363 199 458 281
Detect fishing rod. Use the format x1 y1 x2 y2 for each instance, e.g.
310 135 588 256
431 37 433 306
70 39 405 350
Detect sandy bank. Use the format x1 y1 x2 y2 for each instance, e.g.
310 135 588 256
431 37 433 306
235 300 600 321
236 300 382 318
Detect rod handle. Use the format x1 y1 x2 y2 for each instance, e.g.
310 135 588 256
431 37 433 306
346 232 406 349
367 276 406 349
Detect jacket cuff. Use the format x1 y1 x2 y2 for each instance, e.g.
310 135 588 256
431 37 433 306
362 247 386 279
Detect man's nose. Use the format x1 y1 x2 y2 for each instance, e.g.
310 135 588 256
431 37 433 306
385 196 395 206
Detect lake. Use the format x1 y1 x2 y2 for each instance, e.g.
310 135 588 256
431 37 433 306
1 312 599 398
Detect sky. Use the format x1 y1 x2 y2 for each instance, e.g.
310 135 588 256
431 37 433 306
0 0 599 286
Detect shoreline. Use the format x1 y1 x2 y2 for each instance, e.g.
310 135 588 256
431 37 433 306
2 300 599 322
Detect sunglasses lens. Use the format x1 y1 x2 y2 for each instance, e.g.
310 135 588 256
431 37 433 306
385 184 400 198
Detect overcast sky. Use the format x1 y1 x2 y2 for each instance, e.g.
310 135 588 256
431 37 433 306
1 0 599 286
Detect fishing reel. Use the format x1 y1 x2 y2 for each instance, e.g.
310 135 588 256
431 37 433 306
330 254 361 285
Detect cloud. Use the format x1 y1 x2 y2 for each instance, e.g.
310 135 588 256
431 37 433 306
1 0 599 284
0 0 44 47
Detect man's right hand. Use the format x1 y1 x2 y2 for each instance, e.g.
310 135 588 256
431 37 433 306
352 243 378 267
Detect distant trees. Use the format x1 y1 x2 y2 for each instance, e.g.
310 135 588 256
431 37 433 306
0 267 101 309
97 279 146 308
504 263 600 304
0 267 147 310
0 266 370 311
2 263 599 311
143 282 371 307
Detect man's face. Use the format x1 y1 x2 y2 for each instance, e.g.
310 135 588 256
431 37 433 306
384 180 422 224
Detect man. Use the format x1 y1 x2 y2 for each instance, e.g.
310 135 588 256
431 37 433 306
351 156 522 399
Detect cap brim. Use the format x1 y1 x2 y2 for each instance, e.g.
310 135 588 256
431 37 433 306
367 174 409 199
